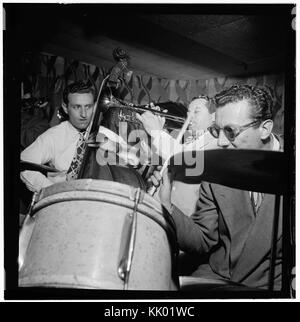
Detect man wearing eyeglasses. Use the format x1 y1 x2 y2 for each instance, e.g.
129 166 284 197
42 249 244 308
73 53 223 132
151 84 283 290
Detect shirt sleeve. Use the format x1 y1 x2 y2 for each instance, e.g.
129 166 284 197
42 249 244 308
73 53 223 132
20 130 56 192
152 130 183 161
170 181 219 254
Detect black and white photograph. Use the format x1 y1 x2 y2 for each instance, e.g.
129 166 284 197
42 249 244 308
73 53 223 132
2 1 296 303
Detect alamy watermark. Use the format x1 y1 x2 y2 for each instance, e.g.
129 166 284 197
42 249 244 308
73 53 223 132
95 122 204 177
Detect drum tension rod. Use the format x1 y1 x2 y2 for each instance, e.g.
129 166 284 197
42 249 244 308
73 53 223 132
117 188 144 290
28 191 40 217
19 191 40 271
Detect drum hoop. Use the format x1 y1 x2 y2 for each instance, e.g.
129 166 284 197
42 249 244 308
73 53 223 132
39 179 161 209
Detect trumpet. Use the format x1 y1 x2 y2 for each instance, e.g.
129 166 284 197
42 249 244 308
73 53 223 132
117 105 186 128
101 92 186 126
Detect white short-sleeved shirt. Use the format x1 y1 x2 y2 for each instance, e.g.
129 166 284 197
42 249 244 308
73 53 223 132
20 121 82 192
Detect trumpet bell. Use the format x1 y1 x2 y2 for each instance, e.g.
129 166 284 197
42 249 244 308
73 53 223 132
100 91 187 131
99 88 125 113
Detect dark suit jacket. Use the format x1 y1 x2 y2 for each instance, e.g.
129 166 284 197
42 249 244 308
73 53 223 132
172 183 282 290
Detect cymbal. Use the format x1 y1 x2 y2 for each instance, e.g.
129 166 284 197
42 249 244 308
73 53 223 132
168 149 285 194
20 161 60 174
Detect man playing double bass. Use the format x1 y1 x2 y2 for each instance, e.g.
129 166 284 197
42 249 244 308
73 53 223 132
150 84 283 290
20 81 96 192
20 80 147 193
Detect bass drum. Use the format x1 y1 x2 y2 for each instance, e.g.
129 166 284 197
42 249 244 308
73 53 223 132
19 179 179 290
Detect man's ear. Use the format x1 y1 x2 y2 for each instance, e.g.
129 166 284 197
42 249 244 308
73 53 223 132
260 119 273 140
62 102 68 115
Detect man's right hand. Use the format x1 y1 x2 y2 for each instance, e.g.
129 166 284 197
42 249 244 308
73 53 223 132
47 171 67 185
136 111 165 137
149 165 173 213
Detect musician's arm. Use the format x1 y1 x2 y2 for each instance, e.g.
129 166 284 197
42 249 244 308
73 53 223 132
152 131 183 161
136 111 183 160
170 182 219 254
20 133 55 192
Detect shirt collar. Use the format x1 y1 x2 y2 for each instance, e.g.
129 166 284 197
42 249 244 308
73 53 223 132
271 133 280 151
66 121 86 137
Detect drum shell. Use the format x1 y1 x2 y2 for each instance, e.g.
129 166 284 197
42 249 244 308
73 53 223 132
19 179 178 290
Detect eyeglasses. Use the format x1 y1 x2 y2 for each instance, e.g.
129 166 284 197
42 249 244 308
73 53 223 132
208 120 260 142
192 95 210 101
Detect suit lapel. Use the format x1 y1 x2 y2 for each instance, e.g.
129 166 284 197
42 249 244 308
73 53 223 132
231 194 282 281
212 184 255 271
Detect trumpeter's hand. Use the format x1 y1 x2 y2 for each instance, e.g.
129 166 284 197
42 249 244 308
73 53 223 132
136 111 165 136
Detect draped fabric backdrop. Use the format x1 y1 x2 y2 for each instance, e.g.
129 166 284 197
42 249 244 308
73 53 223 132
22 53 284 135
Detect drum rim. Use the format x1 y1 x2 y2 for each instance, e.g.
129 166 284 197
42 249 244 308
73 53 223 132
39 179 162 208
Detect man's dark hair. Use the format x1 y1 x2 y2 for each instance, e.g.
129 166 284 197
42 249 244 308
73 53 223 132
62 81 96 105
213 84 273 121
191 95 216 114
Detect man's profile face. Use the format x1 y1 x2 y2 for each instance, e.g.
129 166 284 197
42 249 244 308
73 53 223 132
188 98 212 134
64 92 94 131
215 99 262 150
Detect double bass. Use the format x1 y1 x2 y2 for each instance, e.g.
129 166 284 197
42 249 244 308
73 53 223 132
77 48 147 190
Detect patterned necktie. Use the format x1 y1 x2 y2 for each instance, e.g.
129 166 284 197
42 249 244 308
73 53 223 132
250 191 264 214
66 131 86 181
